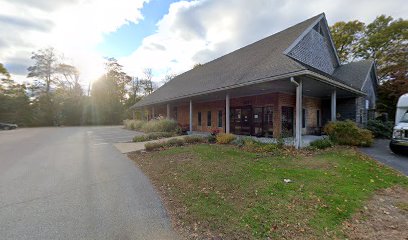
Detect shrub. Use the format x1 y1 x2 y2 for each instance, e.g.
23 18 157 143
309 138 333 149
241 139 280 153
216 133 236 144
124 119 146 131
231 137 246 147
324 120 374 147
366 120 394 139
141 119 178 133
165 138 185 147
208 135 217 143
144 141 165 151
184 135 207 144
133 132 174 142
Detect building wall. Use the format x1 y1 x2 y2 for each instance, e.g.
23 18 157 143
150 92 322 137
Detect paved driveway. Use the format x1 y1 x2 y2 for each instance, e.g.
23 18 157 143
0 126 177 240
360 139 408 176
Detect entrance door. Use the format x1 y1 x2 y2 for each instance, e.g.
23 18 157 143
252 107 263 136
281 106 294 137
263 106 273 137
241 107 252 135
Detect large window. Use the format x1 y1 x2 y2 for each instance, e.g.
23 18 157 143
316 110 321 127
173 107 177 120
198 112 202 126
207 111 212 127
302 108 306 128
218 110 223 128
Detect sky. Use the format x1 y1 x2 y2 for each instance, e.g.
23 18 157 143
0 0 407 87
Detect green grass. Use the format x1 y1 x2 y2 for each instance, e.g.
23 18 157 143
132 144 408 239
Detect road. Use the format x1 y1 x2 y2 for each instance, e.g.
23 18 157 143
0 126 177 240
360 139 408 176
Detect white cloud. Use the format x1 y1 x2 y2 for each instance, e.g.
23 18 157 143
120 0 408 84
0 0 149 83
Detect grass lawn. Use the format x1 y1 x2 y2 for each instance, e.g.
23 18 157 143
129 144 408 239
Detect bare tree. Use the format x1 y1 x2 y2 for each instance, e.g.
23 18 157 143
141 68 154 95
27 48 59 94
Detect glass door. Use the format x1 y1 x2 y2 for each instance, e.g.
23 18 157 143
241 107 252 135
252 107 263 137
263 106 273 137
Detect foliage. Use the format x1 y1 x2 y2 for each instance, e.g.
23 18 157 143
124 119 146 130
324 121 374 147
330 20 365 63
133 132 174 142
215 133 236 144
210 128 220 136
309 138 334 149
144 138 185 151
141 119 178 133
184 135 208 144
241 138 281 153
331 16 407 120
366 120 394 139
207 135 217 144
130 144 408 239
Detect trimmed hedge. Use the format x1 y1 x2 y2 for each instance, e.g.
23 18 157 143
241 139 281 153
144 138 185 151
133 132 174 142
324 120 374 147
184 135 208 144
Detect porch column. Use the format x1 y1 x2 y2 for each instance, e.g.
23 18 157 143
152 106 155 119
189 100 193 132
226 93 230 133
331 89 337 122
292 77 302 149
296 79 303 149
166 103 170 119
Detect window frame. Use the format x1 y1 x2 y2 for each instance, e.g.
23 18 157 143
207 111 212 127
198 112 202 126
217 110 223 128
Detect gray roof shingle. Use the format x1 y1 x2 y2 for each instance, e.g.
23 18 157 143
133 13 324 107
332 60 374 90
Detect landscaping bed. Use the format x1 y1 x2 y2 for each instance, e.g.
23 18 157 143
128 144 408 239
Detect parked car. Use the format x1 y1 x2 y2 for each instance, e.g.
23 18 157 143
390 93 408 154
0 122 18 130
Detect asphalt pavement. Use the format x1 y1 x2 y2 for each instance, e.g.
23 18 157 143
360 139 408 176
0 126 177 240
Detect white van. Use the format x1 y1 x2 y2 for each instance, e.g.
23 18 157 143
390 93 408 154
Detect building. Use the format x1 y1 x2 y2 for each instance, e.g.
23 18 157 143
131 13 378 148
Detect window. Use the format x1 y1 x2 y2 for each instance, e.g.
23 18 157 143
207 111 212 127
316 110 321 127
302 108 306 128
198 112 202 126
218 110 223 128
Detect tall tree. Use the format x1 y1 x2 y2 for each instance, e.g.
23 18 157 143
330 20 365 63
91 58 131 124
141 68 154 95
27 48 59 93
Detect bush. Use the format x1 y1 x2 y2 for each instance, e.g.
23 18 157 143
144 141 166 151
324 120 374 147
133 132 174 142
141 119 178 133
366 120 394 139
309 138 333 149
144 138 185 151
184 135 207 144
165 138 185 147
124 119 146 131
216 133 236 144
241 139 280 153
231 137 246 147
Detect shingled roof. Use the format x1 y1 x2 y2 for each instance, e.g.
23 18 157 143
132 13 324 108
332 60 375 90
132 13 372 108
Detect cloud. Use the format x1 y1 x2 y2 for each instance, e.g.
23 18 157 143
120 0 408 84
0 0 149 83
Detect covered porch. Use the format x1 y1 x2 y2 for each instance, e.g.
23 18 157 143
134 73 364 148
